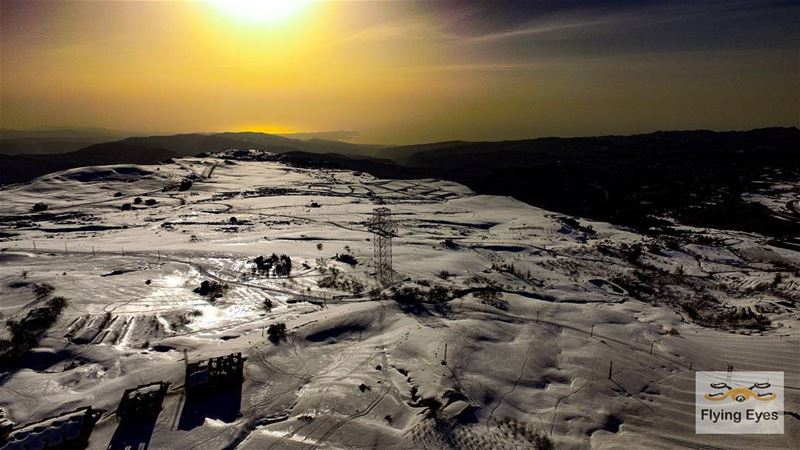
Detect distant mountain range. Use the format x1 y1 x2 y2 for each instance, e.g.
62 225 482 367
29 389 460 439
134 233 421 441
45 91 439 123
0 127 136 155
0 128 382 157
0 131 386 185
1 127 798 241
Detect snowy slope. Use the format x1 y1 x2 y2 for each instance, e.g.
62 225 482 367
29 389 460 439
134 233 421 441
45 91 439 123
0 152 797 449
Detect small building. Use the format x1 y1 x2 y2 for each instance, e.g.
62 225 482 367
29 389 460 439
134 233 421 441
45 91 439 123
185 353 244 393
117 381 169 419
0 407 99 450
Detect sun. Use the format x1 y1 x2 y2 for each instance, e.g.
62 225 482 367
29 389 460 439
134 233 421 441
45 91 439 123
209 0 313 25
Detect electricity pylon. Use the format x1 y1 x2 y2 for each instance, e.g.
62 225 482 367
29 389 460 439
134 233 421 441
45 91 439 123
367 207 397 286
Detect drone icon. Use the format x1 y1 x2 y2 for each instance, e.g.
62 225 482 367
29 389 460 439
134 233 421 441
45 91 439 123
704 382 776 403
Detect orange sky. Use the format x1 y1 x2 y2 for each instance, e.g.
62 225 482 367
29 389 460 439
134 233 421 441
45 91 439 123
1 0 797 144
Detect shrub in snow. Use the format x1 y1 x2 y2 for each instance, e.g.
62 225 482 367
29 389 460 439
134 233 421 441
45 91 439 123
441 239 459 250
318 267 364 295
194 280 227 300
393 286 425 304
334 253 358 266
252 254 292 277
428 285 451 303
267 323 287 343
475 285 508 310
32 282 55 298
1 296 68 362
31 202 48 212
560 216 596 237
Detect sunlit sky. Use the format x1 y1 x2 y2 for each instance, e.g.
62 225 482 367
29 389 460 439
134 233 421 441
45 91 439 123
1 0 798 144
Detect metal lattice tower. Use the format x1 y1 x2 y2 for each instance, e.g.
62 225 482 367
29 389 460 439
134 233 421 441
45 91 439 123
367 207 397 286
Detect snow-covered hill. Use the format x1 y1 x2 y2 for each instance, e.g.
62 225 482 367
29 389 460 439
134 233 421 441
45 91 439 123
0 152 797 449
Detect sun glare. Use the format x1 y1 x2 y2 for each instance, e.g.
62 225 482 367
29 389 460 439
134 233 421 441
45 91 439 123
209 0 313 25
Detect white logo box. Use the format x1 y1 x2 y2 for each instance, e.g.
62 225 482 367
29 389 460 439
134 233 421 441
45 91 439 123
695 371 784 434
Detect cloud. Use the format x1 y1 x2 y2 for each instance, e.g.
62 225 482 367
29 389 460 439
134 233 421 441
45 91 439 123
449 0 800 59
325 0 798 71
463 14 628 44
330 20 455 50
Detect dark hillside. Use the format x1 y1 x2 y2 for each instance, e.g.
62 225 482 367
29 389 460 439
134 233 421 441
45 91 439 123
411 128 800 237
0 145 178 184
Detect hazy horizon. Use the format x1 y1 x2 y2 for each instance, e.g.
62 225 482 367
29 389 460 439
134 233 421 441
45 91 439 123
1 0 798 144
2 124 799 148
